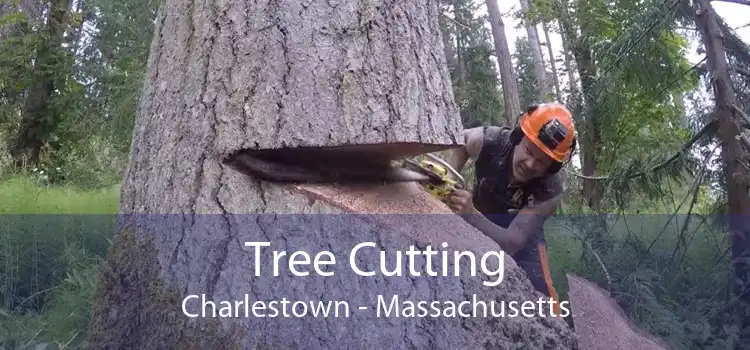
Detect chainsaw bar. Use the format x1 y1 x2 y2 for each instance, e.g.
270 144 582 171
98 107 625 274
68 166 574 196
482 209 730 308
224 150 431 185
401 158 443 183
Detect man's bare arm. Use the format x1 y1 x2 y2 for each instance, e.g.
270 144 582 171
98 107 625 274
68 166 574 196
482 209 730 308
446 127 484 173
505 194 561 248
459 195 561 255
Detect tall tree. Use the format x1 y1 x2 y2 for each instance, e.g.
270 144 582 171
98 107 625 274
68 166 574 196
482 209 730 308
513 37 542 108
541 22 563 102
518 0 550 100
450 0 504 127
5 0 71 165
9 0 74 167
554 0 603 211
693 0 750 345
485 0 521 125
438 1 458 75
559 26 579 106
81 0 161 153
85 0 576 347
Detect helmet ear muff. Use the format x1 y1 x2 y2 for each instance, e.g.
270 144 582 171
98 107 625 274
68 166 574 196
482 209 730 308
547 135 577 174
510 126 523 145
509 104 539 145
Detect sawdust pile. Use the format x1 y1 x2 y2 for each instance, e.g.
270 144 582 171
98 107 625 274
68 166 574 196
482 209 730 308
567 274 670 350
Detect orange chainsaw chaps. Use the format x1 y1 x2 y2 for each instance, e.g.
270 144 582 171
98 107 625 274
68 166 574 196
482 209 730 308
537 243 561 316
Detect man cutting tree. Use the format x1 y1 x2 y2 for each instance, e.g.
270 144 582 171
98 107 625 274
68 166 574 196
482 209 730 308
445 102 577 312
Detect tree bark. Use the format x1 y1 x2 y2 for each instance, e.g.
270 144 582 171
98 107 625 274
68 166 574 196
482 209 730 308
485 0 521 125
117 0 469 215
694 0 750 345
519 0 549 100
86 0 577 348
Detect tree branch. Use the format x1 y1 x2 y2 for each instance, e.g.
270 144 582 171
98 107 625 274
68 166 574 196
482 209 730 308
732 67 750 79
566 118 719 180
712 0 750 6
740 133 750 149
440 12 470 30
733 104 750 127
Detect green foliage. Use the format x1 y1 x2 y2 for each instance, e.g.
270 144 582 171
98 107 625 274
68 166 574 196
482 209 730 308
0 0 159 188
0 14 38 134
457 44 504 127
2 244 101 349
81 0 160 154
513 37 543 108
443 0 504 127
597 29 697 170
516 1 745 347
0 1 159 343
546 205 740 350
0 176 118 349
544 0 701 213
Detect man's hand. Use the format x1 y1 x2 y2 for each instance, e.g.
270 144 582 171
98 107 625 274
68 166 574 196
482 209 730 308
447 188 477 214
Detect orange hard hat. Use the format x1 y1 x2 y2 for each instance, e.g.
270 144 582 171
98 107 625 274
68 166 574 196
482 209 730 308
519 103 576 163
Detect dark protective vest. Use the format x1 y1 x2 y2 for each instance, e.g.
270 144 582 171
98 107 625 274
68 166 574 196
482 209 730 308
471 125 561 297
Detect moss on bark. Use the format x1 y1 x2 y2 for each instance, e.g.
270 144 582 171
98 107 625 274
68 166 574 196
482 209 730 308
87 228 243 349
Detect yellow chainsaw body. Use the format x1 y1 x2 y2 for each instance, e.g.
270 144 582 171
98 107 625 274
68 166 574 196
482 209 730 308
413 159 461 202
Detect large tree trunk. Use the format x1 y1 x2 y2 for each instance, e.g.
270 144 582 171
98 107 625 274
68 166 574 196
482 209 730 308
694 0 750 345
485 0 521 125
519 0 549 100
86 0 577 348
117 0 468 215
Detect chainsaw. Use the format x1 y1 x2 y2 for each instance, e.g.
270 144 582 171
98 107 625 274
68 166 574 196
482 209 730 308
223 147 466 203
398 153 466 202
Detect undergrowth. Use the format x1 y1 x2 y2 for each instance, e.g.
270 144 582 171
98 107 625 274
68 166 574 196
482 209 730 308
0 176 119 349
546 212 739 350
